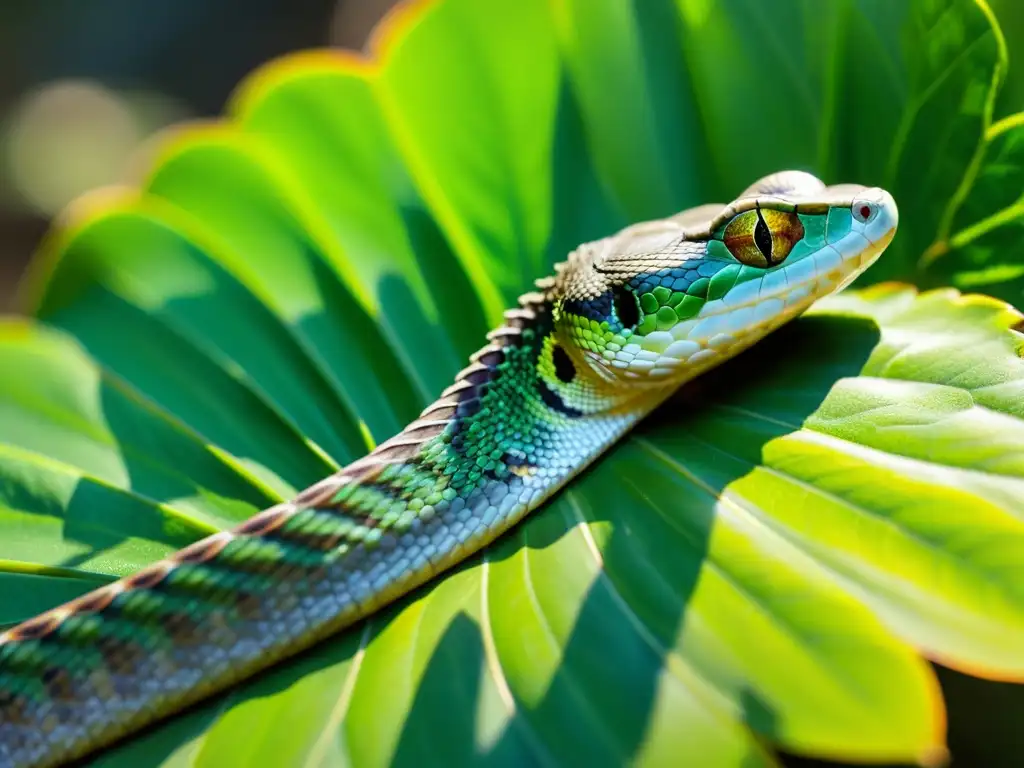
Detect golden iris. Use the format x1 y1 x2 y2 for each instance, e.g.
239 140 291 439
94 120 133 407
723 208 804 267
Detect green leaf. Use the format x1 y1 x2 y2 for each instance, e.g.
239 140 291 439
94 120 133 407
664 0 1005 282
921 113 1024 304
900 1 1024 304
986 0 1024 118
4 0 1024 765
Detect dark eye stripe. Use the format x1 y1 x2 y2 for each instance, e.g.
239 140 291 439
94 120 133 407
754 210 773 261
612 286 639 329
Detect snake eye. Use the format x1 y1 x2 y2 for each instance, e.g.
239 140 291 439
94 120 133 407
723 208 804 268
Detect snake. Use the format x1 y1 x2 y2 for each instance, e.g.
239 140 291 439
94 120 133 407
0 170 898 767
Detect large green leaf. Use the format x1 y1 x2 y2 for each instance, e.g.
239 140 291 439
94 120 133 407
4 0 1024 765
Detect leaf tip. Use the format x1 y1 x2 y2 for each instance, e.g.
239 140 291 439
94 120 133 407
228 49 376 122
18 185 141 314
133 118 240 187
367 0 441 60
226 0 443 125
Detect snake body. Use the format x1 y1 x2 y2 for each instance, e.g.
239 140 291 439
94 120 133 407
0 171 897 767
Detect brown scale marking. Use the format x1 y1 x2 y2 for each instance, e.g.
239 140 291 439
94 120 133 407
505 308 536 321
161 611 204 647
298 502 383 530
503 316 532 330
517 290 547 306
8 611 64 641
420 403 458 421
295 476 345 508
424 396 462 414
265 528 333 554
320 458 384 489
372 442 422 463
195 539 309 579
41 666 75 701
287 509 387 550
455 361 489 381
458 367 493 387
400 419 450 439
236 591 262 621
96 634 146 675
310 531 349 556
486 327 520 344
68 585 120 614
469 343 499 362
263 509 342 551
235 506 292 537
0 694 29 726
396 427 446 445
472 349 506 368
174 532 233 564
204 609 235 642
313 495 385 532
439 379 475 398
534 275 557 290
125 562 174 591
350 463 388 484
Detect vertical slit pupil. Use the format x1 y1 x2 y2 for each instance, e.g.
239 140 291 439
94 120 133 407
552 344 576 383
612 286 640 328
754 211 774 262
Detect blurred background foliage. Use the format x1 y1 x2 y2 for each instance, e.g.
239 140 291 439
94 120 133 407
0 0 397 311
2 0 1024 310
3 0 1024 313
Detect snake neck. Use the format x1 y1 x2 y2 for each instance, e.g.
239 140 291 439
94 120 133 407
250 289 662 566
0 291 652 768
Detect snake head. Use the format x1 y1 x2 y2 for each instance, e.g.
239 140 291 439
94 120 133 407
550 171 898 390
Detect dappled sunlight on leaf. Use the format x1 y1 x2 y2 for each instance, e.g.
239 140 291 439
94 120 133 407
2 0 1023 765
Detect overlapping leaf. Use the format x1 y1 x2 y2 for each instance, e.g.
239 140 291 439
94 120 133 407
2 0 1024 765
922 113 1024 305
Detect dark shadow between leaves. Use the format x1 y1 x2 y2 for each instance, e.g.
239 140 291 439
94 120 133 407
393 203 491 367
298 245 428 437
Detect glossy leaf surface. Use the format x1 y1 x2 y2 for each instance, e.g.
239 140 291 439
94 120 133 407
3 0 1024 765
